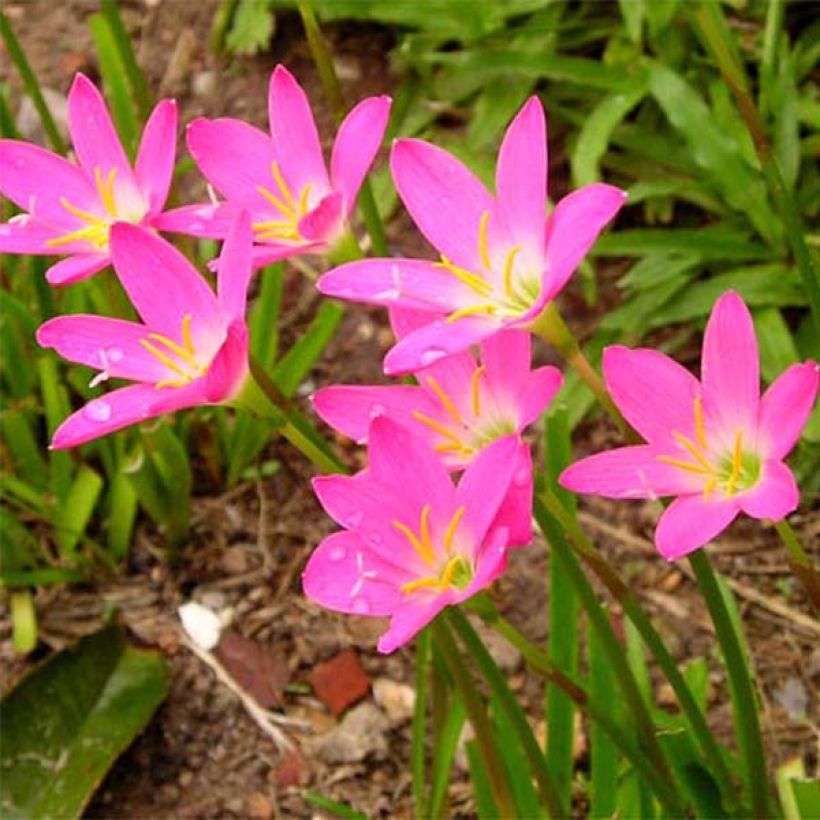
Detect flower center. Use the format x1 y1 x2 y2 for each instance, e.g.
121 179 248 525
253 161 312 242
44 167 143 250
436 209 541 323
410 368 516 461
138 314 209 388
392 504 474 594
656 396 761 500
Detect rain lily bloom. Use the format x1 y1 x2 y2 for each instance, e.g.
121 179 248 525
303 418 524 653
156 65 391 268
560 291 819 560
36 213 253 448
313 327 561 544
0 73 177 285
317 95 626 374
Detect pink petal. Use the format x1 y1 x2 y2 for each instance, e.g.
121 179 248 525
67 74 135 186
543 183 627 300
216 211 253 320
460 525 510 600
186 117 274 211
701 291 759 432
0 139 98 225
36 314 167 382
739 460 799 521
455 435 520 550
312 384 435 444
199 319 249 403
302 531 407 617
251 242 322 269
153 202 239 239
0 217 69 254
480 330 532 397
268 65 329 193
384 315 502 376
757 362 819 460
391 138 493 272
317 257 474 312
109 222 222 337
495 96 547 248
330 95 391 211
50 383 167 449
516 365 563 428
389 307 440 340
491 443 533 548
378 595 451 654
603 345 701 445
135 98 178 214
559 445 698 499
297 191 343 243
45 254 110 285
655 495 740 560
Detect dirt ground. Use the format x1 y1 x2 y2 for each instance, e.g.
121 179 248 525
1 1 818 817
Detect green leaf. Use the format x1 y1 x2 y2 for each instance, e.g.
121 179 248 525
754 307 800 384
427 691 467 818
53 464 104 558
617 0 645 44
303 792 366 820
0 625 168 819
593 227 772 260
226 0 275 56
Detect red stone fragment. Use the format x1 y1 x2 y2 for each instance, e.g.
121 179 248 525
308 648 370 716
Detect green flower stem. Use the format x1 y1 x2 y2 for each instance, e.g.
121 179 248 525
528 303 634 440
238 357 346 475
689 0 820 345
539 486 740 811
431 620 518 818
533 498 682 805
411 627 431 819
467 596 684 816
446 608 565 819
688 549 772 819
296 0 389 258
773 518 820 611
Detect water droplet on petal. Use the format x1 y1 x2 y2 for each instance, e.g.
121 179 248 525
107 347 124 362
351 598 370 615
84 399 112 422
328 545 346 562
368 532 383 545
421 347 447 366
513 466 531 487
368 403 386 419
345 510 364 528
372 288 400 301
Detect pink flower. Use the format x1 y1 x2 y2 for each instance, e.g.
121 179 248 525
303 418 523 653
313 322 561 544
317 96 626 374
0 74 177 285
36 213 254 448
156 65 391 268
560 291 819 560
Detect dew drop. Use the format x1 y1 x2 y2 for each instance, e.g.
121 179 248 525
345 510 364 528
368 403 386 419
421 347 447 366
351 598 370 615
328 545 346 562
372 288 400 301
106 347 124 362
84 399 112 422
513 467 531 487
368 532 384 545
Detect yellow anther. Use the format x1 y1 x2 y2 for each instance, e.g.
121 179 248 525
470 365 485 417
671 432 712 472
271 161 296 210
256 185 294 217
298 183 311 215
435 256 493 298
725 430 743 497
693 396 707 449
445 303 497 323
45 223 107 249
656 455 711 475
502 245 521 298
392 508 435 566
180 314 195 355
443 506 466 554
412 410 464 449
58 198 102 225
425 376 464 426
140 314 205 388
94 167 118 216
478 210 491 270
420 505 433 561
435 442 473 456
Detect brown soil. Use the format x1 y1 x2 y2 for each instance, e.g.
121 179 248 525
1 1 818 817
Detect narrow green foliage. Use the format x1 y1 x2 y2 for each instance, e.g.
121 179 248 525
53 464 104 558
100 0 151 119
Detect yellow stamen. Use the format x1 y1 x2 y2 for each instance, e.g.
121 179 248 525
471 365 485 417
155 377 189 389
271 161 296 210
672 432 713 472
180 314 195 355
419 505 433 561
693 396 707 449
438 555 461 588
445 303 497 323
139 339 191 380
656 455 711 475
94 167 118 216
425 376 464 426
443 506 466 554
145 333 200 370
400 575 441 594
257 185 295 217
44 224 107 249
58 198 102 225
298 183 311 214
392 514 434 566
435 442 473 456
703 477 717 501
725 430 743 497
478 210 491 270
502 245 521 298
412 410 463 448
435 256 493 298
